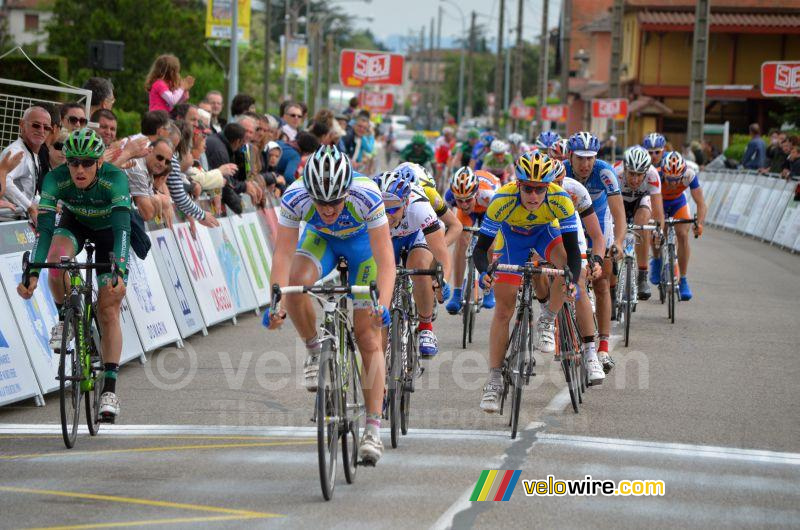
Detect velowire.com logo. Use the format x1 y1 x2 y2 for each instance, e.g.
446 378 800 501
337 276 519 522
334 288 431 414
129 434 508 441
470 470 522 502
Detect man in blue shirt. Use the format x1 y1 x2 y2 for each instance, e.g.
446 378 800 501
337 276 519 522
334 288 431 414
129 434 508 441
742 123 766 170
274 139 301 186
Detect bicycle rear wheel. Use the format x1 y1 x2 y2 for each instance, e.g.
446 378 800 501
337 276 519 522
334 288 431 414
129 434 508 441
316 354 339 501
668 246 676 324
341 331 363 485
388 311 402 449
509 306 530 439
85 311 103 436
400 323 415 436
462 268 474 349
59 310 81 449
623 259 633 347
558 310 580 414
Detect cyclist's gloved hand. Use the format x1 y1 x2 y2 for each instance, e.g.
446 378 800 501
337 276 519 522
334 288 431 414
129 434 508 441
441 281 451 302
373 305 391 328
693 223 703 238
262 308 285 330
479 272 494 290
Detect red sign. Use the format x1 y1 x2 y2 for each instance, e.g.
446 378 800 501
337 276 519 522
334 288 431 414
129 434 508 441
339 49 404 88
591 98 629 120
510 104 535 121
761 61 800 97
359 92 395 113
540 105 569 123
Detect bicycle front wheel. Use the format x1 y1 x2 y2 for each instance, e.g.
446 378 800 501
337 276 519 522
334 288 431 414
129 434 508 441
624 259 633 347
85 311 103 436
668 245 676 324
341 331 364 485
59 310 81 449
509 306 530 439
388 311 402 449
462 269 474 349
316 355 339 501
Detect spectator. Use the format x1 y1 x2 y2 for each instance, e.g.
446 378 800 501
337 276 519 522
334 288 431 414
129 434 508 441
82 77 115 116
236 112 266 206
782 138 800 179
342 114 375 174
91 109 118 146
1 106 52 222
145 138 177 227
251 114 286 194
189 127 234 194
742 123 766 170
170 103 199 129
230 93 256 118
343 96 359 117
121 110 170 221
145 54 194 112
0 150 24 211
690 140 705 167
765 131 786 170
280 102 303 142
60 102 87 132
295 131 322 178
203 90 226 132
37 102 62 183
164 120 217 225
206 122 250 214
274 137 302 186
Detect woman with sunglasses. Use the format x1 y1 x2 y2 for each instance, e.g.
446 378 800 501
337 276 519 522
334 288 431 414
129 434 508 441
263 145 395 466
17 128 131 423
472 152 583 414
374 170 450 358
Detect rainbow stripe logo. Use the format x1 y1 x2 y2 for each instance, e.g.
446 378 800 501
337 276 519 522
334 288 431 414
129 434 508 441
470 470 522 502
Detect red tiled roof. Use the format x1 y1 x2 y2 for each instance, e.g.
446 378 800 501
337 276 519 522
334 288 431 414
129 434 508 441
627 0 800 8
638 10 800 29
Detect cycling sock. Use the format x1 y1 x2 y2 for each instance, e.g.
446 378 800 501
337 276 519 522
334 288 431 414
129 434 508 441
417 317 433 332
55 303 64 318
598 336 609 353
638 266 648 271
366 413 381 435
102 363 119 394
305 335 321 356
488 367 502 386
541 305 557 323
582 338 598 362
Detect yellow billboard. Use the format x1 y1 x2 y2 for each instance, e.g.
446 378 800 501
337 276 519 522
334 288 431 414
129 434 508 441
205 0 251 43
280 37 309 80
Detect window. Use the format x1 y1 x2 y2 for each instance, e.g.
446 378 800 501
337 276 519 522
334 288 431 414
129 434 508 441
24 13 39 31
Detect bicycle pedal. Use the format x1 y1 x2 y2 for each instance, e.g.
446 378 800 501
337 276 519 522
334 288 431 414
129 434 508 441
358 458 377 467
99 413 116 424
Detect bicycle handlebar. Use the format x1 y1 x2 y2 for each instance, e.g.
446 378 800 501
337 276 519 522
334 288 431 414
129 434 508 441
21 251 120 288
270 281 380 315
486 260 571 285
462 226 481 233
396 262 445 303
627 224 659 231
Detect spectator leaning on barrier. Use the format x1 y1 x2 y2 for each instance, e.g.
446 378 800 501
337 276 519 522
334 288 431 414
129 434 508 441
763 136 791 175
92 109 118 146
171 103 199 129
280 101 303 142
60 102 87 132
164 120 217 226
782 137 800 179
250 113 286 195
123 110 170 222
203 90 226 132
1 105 52 223
145 138 176 227
0 149 24 212
205 122 249 214
273 136 301 186
742 123 766 170
82 77 115 117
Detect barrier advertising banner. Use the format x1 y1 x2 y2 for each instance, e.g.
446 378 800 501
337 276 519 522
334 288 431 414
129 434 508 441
209 221 259 314
230 212 272 306
149 228 205 339
173 223 236 327
125 251 182 352
257 207 279 251
0 286 41 406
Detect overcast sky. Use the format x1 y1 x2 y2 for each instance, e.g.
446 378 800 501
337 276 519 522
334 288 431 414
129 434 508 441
339 0 564 50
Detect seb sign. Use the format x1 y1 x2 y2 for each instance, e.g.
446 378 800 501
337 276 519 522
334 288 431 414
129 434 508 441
591 98 628 120
359 92 395 113
510 104 535 121
540 105 569 123
761 61 800 97
340 49 404 88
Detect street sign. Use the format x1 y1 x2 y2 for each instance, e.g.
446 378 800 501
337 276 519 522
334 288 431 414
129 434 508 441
359 92 395 113
591 98 628 120
205 0 251 42
510 104 535 121
761 61 800 97
339 49 404 88
540 104 569 123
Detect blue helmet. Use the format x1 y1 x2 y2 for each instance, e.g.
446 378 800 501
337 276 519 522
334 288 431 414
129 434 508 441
374 170 412 203
568 132 600 157
535 130 562 150
642 133 666 150
394 163 417 184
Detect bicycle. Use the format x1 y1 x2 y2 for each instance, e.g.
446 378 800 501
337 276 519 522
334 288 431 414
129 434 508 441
486 259 568 439
555 299 585 413
617 223 658 346
22 242 118 449
657 217 697 324
385 253 443 448
270 259 373 501
461 225 485 349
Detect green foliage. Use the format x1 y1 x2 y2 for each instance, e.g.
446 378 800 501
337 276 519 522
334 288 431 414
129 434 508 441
114 108 141 139
769 98 800 128
723 142 746 162
0 55 69 101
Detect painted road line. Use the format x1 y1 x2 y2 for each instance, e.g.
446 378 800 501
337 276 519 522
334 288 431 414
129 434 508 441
29 514 268 530
0 440 315 461
0 486 281 518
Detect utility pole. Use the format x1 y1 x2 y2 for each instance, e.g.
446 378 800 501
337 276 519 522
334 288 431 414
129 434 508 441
466 11 476 119
537 0 549 132
687 0 711 142
419 26 426 122
513 0 523 102
434 5 442 128
311 21 321 113
608 0 623 99
227 0 239 120
325 33 334 107
493 0 505 129
264 0 271 111
559 0 572 134
282 0 291 101
428 17 435 129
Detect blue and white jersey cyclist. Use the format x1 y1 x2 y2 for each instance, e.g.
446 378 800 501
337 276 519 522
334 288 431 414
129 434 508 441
374 170 450 358
562 131 628 373
265 145 396 467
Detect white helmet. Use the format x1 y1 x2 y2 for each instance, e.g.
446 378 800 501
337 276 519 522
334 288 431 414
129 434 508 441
623 145 652 173
395 161 435 188
490 139 507 154
507 133 524 146
450 166 478 199
302 145 353 202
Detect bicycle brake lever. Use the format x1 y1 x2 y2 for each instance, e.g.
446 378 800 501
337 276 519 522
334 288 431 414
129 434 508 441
21 251 30 288
270 284 282 314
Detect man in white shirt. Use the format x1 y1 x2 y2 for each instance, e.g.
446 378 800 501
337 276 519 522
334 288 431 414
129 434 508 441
280 103 303 142
1 106 52 225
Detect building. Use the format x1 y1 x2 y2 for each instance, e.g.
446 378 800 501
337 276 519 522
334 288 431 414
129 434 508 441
0 0 52 55
565 0 800 148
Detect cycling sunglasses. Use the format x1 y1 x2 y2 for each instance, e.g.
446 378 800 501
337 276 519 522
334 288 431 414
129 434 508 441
67 158 97 168
519 183 548 195
313 197 346 208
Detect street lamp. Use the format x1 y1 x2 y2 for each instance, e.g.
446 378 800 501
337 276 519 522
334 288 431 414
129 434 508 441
440 0 465 124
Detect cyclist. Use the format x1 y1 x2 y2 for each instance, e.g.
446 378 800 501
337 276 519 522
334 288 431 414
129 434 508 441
614 145 664 300
473 152 583 412
650 151 706 301
434 127 456 183
400 132 435 168
444 167 500 314
470 132 494 170
548 138 569 162
537 159 607 384
481 140 515 183
535 130 562 153
564 132 626 372
264 145 395 466
455 128 481 169
507 133 528 159
17 128 130 422
642 132 667 167
374 171 449 357
395 162 463 248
